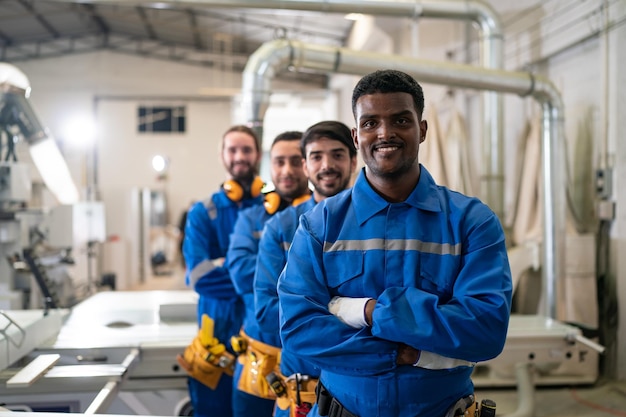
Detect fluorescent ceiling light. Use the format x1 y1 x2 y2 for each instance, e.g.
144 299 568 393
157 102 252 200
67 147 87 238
29 138 80 205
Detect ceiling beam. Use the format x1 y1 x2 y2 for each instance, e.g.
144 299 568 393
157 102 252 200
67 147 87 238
16 0 61 38
186 9 204 49
77 3 111 35
136 6 157 39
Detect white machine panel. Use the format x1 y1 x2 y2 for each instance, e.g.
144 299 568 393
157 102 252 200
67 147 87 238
45 202 106 248
0 309 68 371
1 290 198 415
473 314 600 386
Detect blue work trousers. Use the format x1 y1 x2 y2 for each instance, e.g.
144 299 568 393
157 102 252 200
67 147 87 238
188 374 233 417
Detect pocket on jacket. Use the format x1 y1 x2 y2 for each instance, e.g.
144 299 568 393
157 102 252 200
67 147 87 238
324 251 364 289
419 252 457 299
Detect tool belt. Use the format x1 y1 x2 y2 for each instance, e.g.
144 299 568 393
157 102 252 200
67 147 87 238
234 330 282 399
270 372 318 417
315 381 358 417
176 331 235 390
316 381 487 417
445 394 477 417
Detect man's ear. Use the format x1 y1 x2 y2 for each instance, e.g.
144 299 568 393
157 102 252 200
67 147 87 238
351 127 359 150
419 120 428 143
302 156 309 178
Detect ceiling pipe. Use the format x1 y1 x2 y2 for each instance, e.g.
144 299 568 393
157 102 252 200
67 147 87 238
242 39 564 319
58 0 505 217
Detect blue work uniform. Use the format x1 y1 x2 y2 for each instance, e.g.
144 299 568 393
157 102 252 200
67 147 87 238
278 167 512 417
256 197 319 374
183 190 263 417
226 204 282 417
255 197 320 417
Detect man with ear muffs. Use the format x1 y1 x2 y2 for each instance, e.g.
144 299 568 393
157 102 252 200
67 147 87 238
226 130 311 417
182 125 265 417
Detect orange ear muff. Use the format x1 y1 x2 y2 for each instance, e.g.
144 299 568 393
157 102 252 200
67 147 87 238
263 192 282 215
223 180 244 202
223 177 264 202
264 192 311 215
250 176 264 198
291 193 311 207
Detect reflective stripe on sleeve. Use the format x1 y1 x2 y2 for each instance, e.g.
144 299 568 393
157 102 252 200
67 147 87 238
324 238 461 256
202 199 217 220
188 259 218 287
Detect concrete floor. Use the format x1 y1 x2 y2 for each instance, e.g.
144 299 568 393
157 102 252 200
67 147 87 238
133 265 626 417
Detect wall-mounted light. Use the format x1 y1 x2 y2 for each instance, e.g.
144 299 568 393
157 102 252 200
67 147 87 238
62 115 96 149
152 155 169 181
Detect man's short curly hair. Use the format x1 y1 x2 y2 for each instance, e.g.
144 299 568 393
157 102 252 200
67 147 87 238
301 121 356 159
351 69 425 119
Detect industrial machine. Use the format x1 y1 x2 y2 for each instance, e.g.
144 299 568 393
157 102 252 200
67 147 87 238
1 62 195 416
1 62 106 310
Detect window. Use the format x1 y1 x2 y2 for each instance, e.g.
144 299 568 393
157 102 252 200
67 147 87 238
138 106 186 133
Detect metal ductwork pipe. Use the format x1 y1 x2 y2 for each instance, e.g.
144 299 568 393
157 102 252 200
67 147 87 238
57 0 504 216
242 39 564 319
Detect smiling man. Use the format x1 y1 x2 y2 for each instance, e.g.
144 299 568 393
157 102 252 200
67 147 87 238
277 70 513 417
182 125 264 417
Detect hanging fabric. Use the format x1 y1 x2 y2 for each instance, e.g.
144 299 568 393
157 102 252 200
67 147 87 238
566 107 595 234
421 102 448 186
512 116 543 246
445 110 478 196
442 107 462 193
561 107 598 328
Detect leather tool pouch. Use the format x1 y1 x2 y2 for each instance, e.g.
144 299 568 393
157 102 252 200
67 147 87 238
274 374 318 415
177 335 234 390
237 333 281 399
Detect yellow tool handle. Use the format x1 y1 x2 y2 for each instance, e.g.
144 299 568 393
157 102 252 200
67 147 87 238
208 344 226 355
204 343 227 363
200 314 215 346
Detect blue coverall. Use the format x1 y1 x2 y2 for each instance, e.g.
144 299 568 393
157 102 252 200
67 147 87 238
255 197 320 417
278 167 512 417
183 190 263 417
226 204 283 417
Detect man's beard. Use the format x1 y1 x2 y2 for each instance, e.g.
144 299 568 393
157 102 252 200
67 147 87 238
313 170 349 197
229 162 256 184
312 180 345 199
